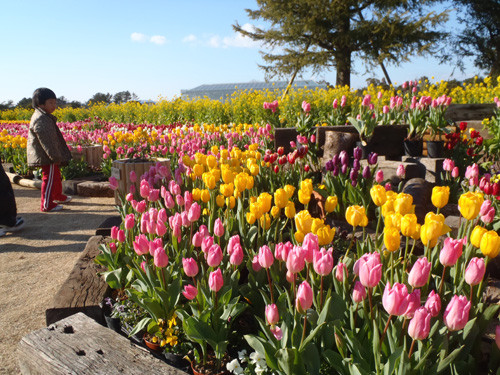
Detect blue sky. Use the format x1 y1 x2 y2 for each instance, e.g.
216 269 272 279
0 0 478 104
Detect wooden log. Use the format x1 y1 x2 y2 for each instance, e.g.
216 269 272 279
45 236 111 326
18 312 186 375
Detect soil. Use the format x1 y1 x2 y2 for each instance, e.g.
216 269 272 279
0 183 116 375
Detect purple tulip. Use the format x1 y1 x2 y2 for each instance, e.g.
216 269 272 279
368 152 378 165
362 166 371 179
353 146 362 160
325 160 334 171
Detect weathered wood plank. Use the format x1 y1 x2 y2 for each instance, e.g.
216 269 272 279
45 236 110 326
19 313 186 375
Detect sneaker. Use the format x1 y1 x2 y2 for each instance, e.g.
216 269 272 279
55 196 72 204
0 217 24 232
47 205 63 212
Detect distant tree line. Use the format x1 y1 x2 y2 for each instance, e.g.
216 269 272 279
0 91 139 111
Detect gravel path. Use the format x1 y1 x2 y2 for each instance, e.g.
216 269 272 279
0 184 116 374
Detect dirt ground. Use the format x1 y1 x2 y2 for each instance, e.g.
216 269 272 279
0 184 116 374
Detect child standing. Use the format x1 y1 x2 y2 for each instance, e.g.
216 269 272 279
27 88 72 212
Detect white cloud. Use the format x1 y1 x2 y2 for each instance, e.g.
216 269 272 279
150 35 167 45
131 32 148 43
208 35 221 48
182 34 197 43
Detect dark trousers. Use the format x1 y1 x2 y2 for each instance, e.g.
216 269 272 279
0 161 17 227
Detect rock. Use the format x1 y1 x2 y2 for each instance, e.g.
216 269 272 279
403 178 433 223
77 181 114 197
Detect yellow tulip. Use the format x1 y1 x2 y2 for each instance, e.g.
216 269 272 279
274 188 288 209
385 212 403 231
246 175 254 190
222 168 234 184
250 202 264 219
246 212 256 225
206 155 217 169
411 223 421 241
394 193 414 215
295 210 313 234
381 200 395 217
298 189 311 205
431 186 450 209
325 196 338 213
258 192 273 213
384 227 401 252
203 173 216 190
300 179 313 194
200 189 210 203
458 191 484 220
420 223 438 247
317 225 336 246
345 205 367 227
471 225 488 248
192 188 201 201
193 164 204 178
271 206 280 219
216 195 225 208
401 214 418 237
370 185 387 207
311 218 324 234
259 213 271 230
480 230 500 258
284 185 295 199
295 231 305 244
285 201 296 219
234 173 247 192
226 196 236 209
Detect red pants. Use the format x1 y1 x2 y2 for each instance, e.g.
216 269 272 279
41 164 67 211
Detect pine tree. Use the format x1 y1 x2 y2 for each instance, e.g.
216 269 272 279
234 0 448 86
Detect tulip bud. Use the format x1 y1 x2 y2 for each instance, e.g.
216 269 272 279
154 247 169 268
296 281 313 313
258 245 274 268
408 307 431 340
352 281 366 303
208 268 224 292
335 262 348 282
443 295 471 331
182 257 199 277
182 284 198 300
408 257 431 288
265 304 279 326
382 282 409 316
464 257 485 286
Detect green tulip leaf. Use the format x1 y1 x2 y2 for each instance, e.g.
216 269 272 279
437 345 464 373
383 346 403 375
103 269 123 289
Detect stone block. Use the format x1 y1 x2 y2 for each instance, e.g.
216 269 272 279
77 181 114 197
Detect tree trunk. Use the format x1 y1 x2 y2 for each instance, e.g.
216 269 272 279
335 50 351 87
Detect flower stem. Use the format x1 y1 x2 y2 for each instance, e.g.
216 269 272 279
300 315 308 347
380 315 392 346
368 288 374 320
438 266 447 295
320 276 324 310
266 268 275 304
408 339 416 359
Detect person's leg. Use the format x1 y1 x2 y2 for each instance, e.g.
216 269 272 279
52 165 68 201
0 161 17 227
41 164 58 212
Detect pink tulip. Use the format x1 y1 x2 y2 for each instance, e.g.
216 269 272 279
227 235 241 256
206 244 223 267
375 169 384 183
154 247 169 268
181 211 190 227
352 281 366 303
357 252 382 288
140 261 147 273
440 237 466 267
382 282 409 316
252 255 262 272
265 304 279 325
175 194 184 207
444 295 471 331
208 268 224 292
451 167 459 178
109 176 118 190
149 238 163 256
117 229 125 243
229 243 244 266
464 257 485 286
270 326 283 340
313 248 334 276
158 208 168 223
275 241 292 262
465 164 479 179
408 257 431 288
182 257 199 277
164 192 175 209
133 234 149 255
335 262 348 282
109 242 117 254
139 181 150 198
258 245 274 268
296 281 313 313
201 236 214 253
286 246 305 274
404 289 421 318
480 200 495 224
424 290 441 317
126 193 134 202
156 221 167 237
187 202 201 222
301 101 311 113
198 225 209 238
385 182 392 191
111 226 119 240
182 284 198 300
302 233 319 263
124 214 135 230
408 307 431 340
129 170 137 183
149 189 160 202
135 200 146 213
397 164 406 179
442 159 455 172
214 218 224 237
191 231 203 247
